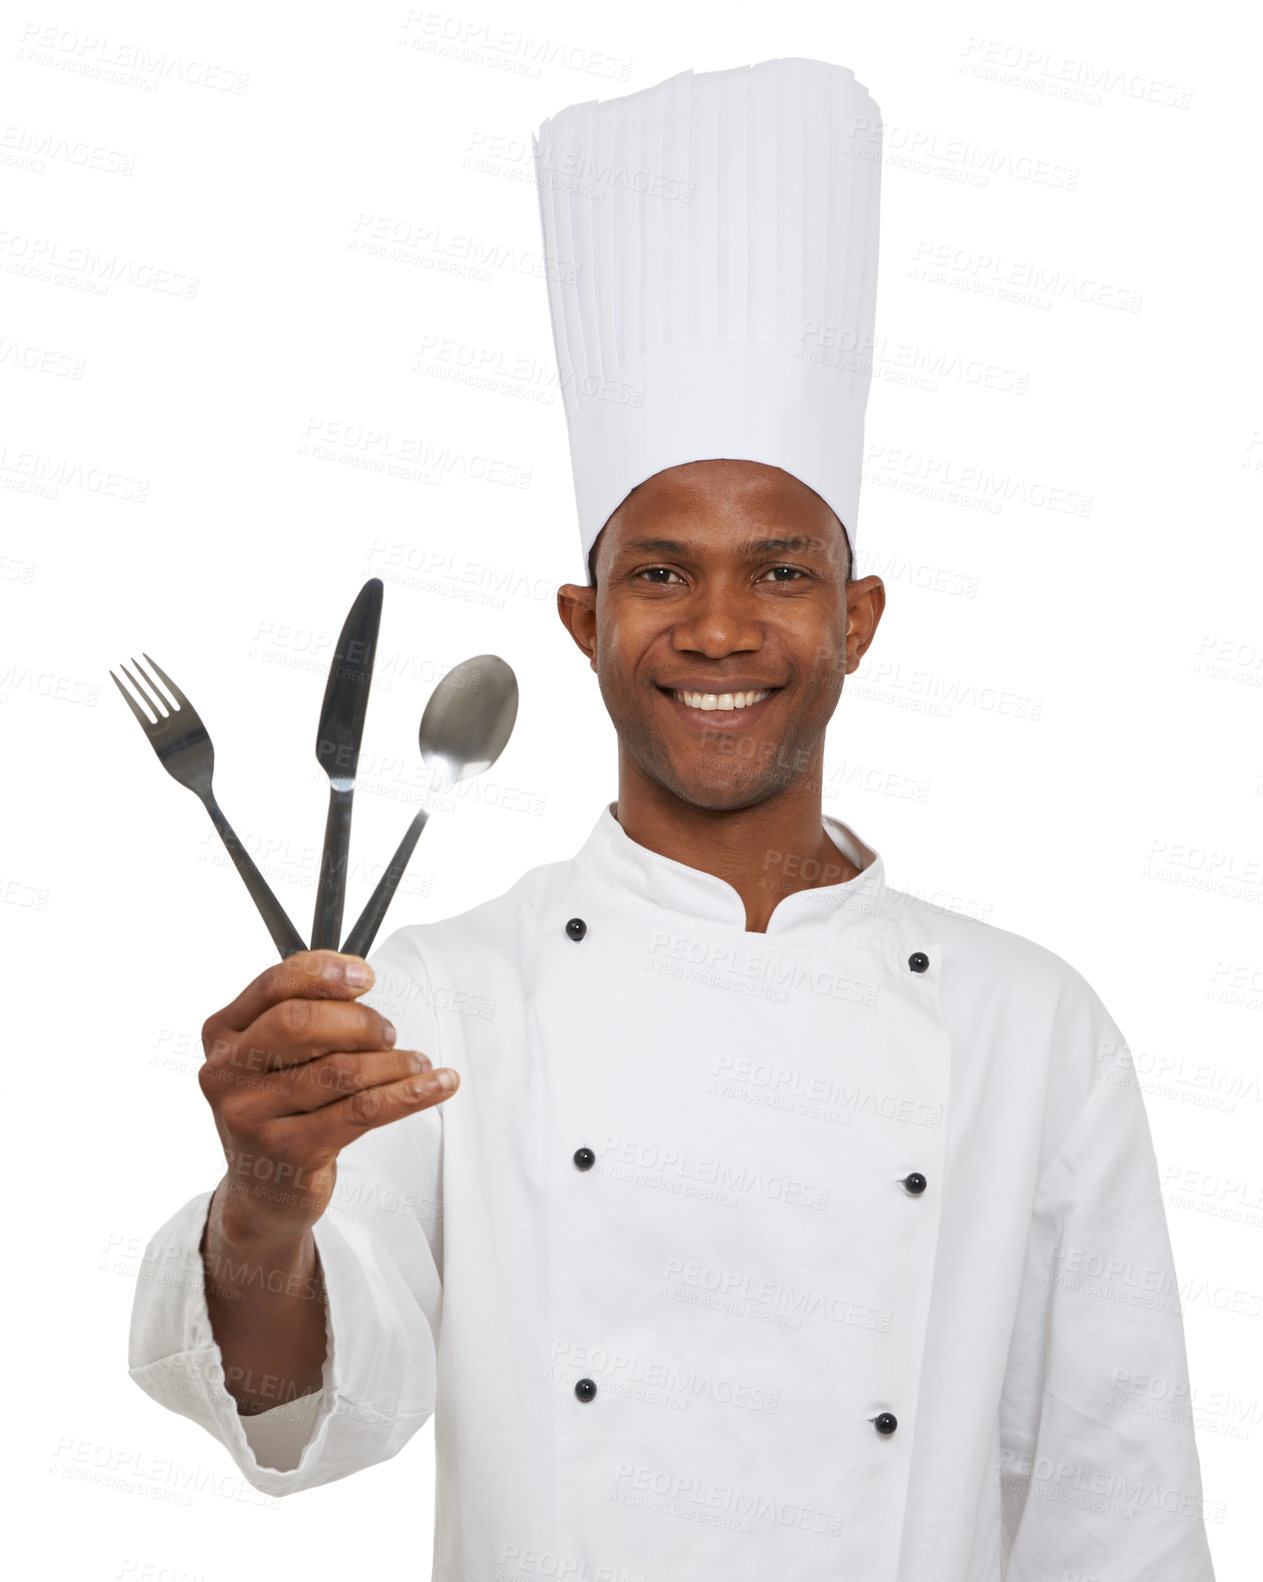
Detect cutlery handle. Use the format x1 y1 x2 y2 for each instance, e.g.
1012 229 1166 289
312 786 354 951
341 809 430 960
204 797 307 959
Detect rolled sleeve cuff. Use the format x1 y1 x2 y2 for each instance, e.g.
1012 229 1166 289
128 1189 437 1497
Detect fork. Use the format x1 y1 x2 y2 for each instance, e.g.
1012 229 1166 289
111 653 307 960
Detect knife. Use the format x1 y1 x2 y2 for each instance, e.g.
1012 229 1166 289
310 578 383 951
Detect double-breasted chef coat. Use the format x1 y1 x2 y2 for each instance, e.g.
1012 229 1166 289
129 802 1217 1580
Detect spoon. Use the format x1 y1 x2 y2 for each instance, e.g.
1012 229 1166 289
338 654 519 959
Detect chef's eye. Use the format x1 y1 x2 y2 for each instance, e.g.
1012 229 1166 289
637 566 684 583
760 565 810 582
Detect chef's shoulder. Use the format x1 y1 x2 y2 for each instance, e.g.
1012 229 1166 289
885 878 1102 994
885 881 1133 1095
892 885 1120 993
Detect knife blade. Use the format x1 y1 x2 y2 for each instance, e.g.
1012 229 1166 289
310 578 383 951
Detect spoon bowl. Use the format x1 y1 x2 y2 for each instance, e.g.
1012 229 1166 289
338 652 519 957
419 653 519 792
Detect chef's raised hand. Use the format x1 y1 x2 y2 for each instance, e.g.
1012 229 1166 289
199 949 459 1247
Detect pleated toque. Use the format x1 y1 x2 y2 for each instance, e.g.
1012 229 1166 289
532 58 883 581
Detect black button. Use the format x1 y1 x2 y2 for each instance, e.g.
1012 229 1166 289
902 1172 927 1195
573 1147 595 1171
566 917 587 941
874 1412 898 1435
908 951 929 973
574 1377 597 1402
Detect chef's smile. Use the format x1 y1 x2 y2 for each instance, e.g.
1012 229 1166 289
656 680 784 731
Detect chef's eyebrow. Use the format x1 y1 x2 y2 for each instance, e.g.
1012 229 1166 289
614 535 828 562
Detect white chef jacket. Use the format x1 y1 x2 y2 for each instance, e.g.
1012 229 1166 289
129 803 1217 1580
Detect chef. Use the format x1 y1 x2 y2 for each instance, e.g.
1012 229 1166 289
129 59 1218 1581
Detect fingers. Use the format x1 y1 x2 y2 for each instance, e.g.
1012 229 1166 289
207 952 375 1042
230 995 397 1074
201 951 394 1076
283 1067 460 1159
263 1048 436 1115
198 950 460 1224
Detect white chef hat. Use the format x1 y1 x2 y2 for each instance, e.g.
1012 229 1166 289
532 57 882 585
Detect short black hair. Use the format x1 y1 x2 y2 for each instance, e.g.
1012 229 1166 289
586 523 853 588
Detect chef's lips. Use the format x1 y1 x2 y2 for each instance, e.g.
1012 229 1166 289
657 678 786 699
655 678 788 732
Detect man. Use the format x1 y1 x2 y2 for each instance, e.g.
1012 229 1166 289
129 60 1217 1580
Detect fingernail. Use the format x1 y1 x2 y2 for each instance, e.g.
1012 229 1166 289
435 1069 458 1092
382 1020 397 1046
343 959 371 987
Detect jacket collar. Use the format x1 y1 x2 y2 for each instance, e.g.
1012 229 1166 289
572 801 892 941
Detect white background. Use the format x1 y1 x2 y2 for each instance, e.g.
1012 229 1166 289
2 2 1259 1578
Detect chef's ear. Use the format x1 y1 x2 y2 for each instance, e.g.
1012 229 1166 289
556 583 598 667
842 575 886 673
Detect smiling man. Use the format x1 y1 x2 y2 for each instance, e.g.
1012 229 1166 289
129 60 1216 1582
556 458 885 931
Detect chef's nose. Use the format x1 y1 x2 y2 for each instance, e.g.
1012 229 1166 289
668 575 765 658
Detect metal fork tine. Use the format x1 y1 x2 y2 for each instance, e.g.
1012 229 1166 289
110 646 307 958
110 668 157 732
123 658 168 720
141 652 192 714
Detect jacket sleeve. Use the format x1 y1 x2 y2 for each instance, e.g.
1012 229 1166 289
998 979 1218 1579
127 927 445 1497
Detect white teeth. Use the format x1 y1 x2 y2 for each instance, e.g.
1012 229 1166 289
671 689 772 711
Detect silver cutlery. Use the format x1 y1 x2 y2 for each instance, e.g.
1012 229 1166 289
111 654 307 959
311 579 383 951
340 654 519 958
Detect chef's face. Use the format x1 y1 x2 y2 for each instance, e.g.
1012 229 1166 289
556 459 885 811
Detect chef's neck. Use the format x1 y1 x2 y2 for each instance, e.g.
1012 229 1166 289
610 772 858 933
